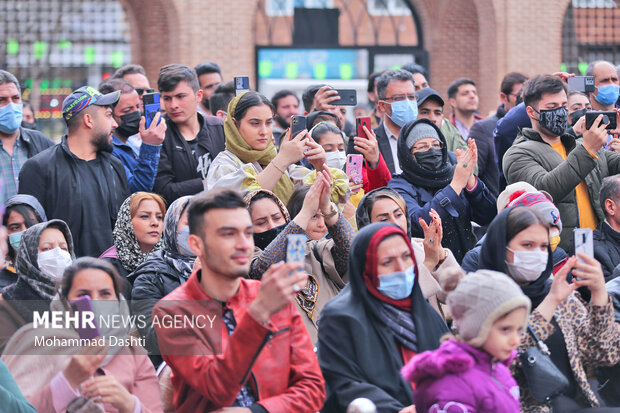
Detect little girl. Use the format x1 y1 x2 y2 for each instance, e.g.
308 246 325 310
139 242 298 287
401 269 531 413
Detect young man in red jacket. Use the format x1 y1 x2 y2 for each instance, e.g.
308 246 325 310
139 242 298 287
154 188 326 412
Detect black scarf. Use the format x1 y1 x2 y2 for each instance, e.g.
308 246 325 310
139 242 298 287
479 207 553 308
348 223 448 353
397 118 455 189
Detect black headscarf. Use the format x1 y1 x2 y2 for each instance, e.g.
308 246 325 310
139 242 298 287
356 187 411 237
346 222 448 352
397 118 455 189
479 207 553 308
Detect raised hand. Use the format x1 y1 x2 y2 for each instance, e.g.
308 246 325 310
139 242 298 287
277 128 307 167
353 125 380 168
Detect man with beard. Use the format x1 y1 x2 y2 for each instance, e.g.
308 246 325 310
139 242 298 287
18 86 130 257
271 89 300 145
195 61 222 116
99 79 166 192
154 189 325 412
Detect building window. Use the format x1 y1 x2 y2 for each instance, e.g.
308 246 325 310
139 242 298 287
266 0 334 16
368 0 412 16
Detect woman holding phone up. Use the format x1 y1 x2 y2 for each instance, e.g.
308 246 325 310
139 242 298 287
205 91 349 204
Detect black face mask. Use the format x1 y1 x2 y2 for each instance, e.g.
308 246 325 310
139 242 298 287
253 224 286 250
535 106 568 136
413 148 443 171
569 108 587 126
116 111 141 137
21 121 36 130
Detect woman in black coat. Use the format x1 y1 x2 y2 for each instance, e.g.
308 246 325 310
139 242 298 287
317 223 448 412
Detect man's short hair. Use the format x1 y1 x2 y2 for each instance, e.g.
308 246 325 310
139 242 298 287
600 175 620 218
188 189 247 237
401 63 427 77
271 89 299 110
586 60 614 77
195 61 222 78
447 78 476 99
111 64 146 79
0 70 21 95
500 72 528 96
98 78 135 95
158 64 200 93
302 84 326 113
376 69 414 100
521 75 567 109
367 71 384 93
209 81 235 115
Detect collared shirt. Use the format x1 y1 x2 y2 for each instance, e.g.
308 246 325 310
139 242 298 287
384 122 402 174
451 113 483 141
0 132 28 199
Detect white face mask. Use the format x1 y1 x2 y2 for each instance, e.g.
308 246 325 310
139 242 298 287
38 247 73 280
505 248 548 282
325 150 347 170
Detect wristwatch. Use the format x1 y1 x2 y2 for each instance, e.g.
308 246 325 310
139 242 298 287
321 202 338 219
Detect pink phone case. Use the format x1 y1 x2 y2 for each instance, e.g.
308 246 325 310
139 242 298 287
70 296 101 340
346 154 363 185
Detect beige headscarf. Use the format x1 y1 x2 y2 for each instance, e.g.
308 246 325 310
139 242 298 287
225 91 296 203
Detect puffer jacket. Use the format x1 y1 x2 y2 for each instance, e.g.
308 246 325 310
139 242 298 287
154 271 326 412
402 339 521 413
593 221 620 281
503 128 620 253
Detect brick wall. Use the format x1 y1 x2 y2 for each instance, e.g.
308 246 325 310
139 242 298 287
121 0 571 115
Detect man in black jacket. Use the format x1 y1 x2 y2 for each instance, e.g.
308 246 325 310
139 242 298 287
153 64 225 203
19 86 130 257
347 70 417 175
0 70 54 200
594 175 620 281
468 72 527 196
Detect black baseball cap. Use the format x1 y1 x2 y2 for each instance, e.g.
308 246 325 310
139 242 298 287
62 86 120 121
415 88 445 107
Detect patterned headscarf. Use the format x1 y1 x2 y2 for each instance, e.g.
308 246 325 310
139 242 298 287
113 195 164 273
161 196 195 280
14 220 76 300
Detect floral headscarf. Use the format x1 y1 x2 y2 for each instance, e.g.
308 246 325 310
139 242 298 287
113 195 164 273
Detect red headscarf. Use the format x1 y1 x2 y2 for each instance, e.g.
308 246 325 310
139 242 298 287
363 225 418 310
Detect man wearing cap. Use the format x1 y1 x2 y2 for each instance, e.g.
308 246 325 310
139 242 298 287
18 86 130 257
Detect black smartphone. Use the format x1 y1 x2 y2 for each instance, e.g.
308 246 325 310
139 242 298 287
234 76 250 96
290 115 307 139
567 76 595 93
142 92 160 129
331 89 357 106
585 110 617 130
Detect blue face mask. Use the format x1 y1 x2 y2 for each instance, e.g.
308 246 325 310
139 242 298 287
594 84 620 106
0 103 23 134
377 265 416 300
387 99 418 128
8 231 23 251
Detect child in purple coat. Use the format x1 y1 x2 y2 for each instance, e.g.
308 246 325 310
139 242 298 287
402 269 531 413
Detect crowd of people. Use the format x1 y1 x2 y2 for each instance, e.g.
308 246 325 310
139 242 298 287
0 57 618 413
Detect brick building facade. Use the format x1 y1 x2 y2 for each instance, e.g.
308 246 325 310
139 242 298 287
120 0 571 115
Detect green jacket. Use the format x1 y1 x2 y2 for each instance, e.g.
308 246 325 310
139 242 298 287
440 119 478 175
503 128 620 253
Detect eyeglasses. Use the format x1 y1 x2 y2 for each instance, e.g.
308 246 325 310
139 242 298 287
382 94 417 103
136 88 155 96
412 142 443 151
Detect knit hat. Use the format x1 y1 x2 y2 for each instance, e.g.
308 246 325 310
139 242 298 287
507 191 562 233
441 269 531 347
496 181 537 212
405 122 440 150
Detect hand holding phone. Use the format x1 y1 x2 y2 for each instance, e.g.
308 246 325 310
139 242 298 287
331 89 357 106
346 154 364 185
356 117 371 139
290 115 307 139
142 92 161 129
70 296 101 340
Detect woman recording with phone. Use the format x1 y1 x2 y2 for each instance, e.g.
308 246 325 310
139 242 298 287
205 91 349 204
